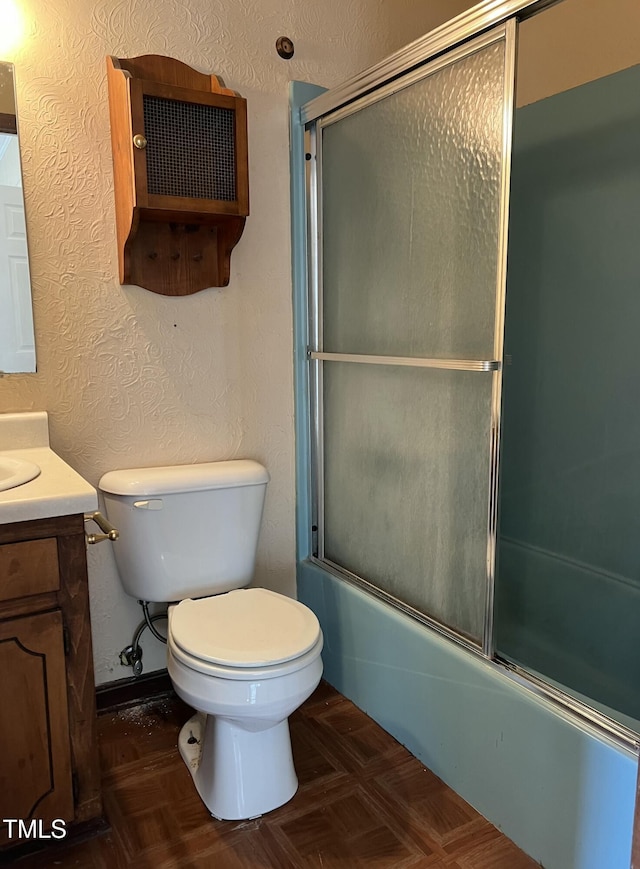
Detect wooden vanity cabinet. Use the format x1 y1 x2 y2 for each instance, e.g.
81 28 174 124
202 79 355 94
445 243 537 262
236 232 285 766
0 514 102 849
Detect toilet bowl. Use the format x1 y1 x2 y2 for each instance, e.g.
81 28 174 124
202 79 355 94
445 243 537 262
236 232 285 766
98 459 323 821
166 589 323 819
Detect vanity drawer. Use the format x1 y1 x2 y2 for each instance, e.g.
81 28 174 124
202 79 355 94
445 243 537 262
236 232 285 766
0 538 60 602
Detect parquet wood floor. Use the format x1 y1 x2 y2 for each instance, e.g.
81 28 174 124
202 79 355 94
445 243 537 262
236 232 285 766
13 682 539 868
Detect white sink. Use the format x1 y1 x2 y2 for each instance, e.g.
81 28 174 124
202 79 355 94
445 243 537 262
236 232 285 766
0 455 41 491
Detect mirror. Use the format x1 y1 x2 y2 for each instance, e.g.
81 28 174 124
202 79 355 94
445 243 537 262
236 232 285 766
0 61 35 373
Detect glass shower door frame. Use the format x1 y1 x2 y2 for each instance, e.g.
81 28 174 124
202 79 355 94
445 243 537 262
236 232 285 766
305 23 517 657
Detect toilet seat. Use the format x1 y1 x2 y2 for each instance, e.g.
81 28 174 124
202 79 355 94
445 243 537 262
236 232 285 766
168 588 323 680
168 629 324 681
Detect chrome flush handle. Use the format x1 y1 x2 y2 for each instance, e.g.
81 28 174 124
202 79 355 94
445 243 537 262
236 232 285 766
84 511 119 545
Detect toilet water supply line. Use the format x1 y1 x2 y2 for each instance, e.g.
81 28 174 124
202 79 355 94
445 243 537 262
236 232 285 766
83 512 167 678
119 602 168 677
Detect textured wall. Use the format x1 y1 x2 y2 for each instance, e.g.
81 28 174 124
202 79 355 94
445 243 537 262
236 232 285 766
0 0 419 683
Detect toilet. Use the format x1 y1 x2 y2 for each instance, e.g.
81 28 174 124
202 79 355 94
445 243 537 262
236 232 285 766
98 460 323 821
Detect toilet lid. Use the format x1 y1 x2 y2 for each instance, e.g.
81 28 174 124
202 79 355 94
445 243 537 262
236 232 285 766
170 588 321 667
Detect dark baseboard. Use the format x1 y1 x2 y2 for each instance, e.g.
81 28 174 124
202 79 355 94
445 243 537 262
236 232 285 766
95 669 173 713
0 817 110 865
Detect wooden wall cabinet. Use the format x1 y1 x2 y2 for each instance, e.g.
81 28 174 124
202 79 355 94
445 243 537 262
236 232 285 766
0 515 102 850
106 54 249 295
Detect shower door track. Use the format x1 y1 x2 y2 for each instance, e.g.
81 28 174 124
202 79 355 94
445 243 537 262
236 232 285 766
301 0 563 125
309 555 640 754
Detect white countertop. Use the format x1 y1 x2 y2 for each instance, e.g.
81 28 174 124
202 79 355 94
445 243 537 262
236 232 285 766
0 446 98 525
0 411 98 524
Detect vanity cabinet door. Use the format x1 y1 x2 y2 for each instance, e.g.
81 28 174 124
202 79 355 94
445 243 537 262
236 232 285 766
0 609 74 847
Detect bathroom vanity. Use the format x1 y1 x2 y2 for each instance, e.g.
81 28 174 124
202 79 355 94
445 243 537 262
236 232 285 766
0 413 102 850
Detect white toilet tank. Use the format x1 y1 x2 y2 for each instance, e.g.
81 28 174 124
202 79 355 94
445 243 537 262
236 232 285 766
99 460 270 602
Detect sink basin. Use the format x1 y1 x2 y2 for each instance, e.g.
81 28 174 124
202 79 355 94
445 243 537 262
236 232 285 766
0 455 41 492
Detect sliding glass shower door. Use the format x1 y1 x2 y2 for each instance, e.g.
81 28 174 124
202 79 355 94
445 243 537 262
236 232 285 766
306 24 516 650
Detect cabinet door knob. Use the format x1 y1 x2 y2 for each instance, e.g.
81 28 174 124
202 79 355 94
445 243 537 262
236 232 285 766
133 133 147 149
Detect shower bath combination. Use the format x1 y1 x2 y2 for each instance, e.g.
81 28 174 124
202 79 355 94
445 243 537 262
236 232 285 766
298 0 640 776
